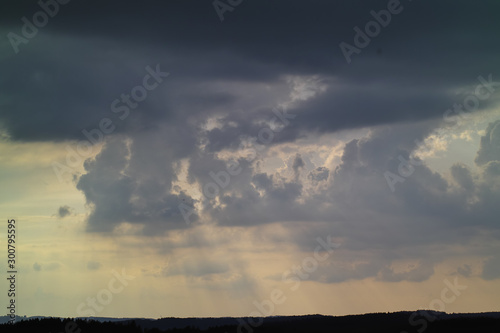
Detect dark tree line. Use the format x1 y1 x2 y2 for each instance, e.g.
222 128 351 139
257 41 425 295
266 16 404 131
1 313 500 333
0 318 141 333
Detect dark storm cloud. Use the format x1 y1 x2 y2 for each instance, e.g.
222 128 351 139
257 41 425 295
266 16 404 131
1 0 499 142
2 0 500 284
204 118 500 282
187 155 313 226
76 134 198 234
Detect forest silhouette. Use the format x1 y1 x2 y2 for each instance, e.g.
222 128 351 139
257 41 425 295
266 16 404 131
2 312 500 333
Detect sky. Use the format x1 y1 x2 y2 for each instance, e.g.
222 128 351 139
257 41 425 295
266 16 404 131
1 0 500 320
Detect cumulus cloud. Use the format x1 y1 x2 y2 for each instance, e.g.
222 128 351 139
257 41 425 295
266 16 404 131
70 112 500 283
76 134 198 234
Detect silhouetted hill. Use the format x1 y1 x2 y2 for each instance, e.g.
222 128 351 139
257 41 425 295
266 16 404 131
0 317 142 333
2 311 500 333
119 311 500 332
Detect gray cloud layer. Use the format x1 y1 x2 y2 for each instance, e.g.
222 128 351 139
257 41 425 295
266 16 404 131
2 0 500 283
